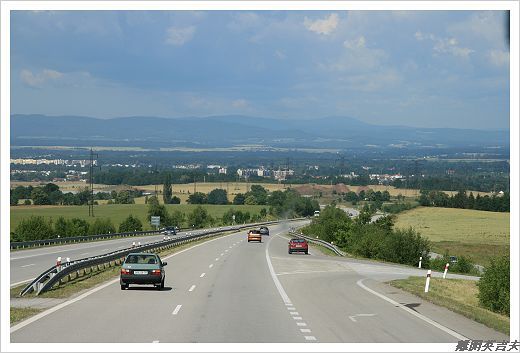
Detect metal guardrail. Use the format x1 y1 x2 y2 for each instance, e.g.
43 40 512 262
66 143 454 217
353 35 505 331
10 228 192 250
20 219 305 296
289 230 346 256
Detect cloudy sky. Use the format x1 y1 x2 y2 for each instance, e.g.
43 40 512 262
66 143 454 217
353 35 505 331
10 10 510 130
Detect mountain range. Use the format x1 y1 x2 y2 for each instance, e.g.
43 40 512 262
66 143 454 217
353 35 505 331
10 114 509 150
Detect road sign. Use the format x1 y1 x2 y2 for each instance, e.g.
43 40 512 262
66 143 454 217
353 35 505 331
151 216 160 226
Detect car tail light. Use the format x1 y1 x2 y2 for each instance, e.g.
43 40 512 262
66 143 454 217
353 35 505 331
151 269 161 275
121 268 131 275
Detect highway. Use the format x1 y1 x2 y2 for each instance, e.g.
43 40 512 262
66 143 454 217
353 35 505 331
10 228 232 287
10 221 508 343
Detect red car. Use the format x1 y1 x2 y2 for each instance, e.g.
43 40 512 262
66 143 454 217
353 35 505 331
288 238 308 255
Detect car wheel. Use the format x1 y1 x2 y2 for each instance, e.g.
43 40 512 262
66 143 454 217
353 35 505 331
305 250 308 255
288 250 292 254
121 284 127 290
160 278 165 289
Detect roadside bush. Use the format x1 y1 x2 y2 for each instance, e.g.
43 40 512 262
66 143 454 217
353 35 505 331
89 218 116 235
119 215 143 233
12 216 55 241
478 255 510 315
382 202 415 214
429 254 477 275
187 206 213 228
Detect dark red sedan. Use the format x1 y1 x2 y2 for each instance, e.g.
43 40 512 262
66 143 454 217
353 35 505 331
288 238 308 255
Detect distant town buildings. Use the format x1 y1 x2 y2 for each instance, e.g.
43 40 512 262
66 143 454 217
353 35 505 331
369 173 404 184
10 158 97 167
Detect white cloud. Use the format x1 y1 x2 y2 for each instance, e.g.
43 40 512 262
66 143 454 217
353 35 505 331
228 12 262 31
415 31 474 58
448 12 506 44
304 13 339 35
165 26 196 46
327 36 386 72
20 69 63 87
487 50 509 67
231 99 248 108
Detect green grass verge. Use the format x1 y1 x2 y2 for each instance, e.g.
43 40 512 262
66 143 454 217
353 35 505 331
10 204 267 232
310 243 338 257
395 207 509 267
388 276 509 335
10 307 43 325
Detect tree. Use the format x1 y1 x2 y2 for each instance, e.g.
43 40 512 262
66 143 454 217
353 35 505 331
163 173 173 204
147 197 168 226
166 210 185 228
244 195 258 205
187 206 211 228
12 216 54 241
207 189 228 205
188 192 207 204
245 185 268 205
90 218 116 235
170 196 181 204
115 190 135 204
119 215 143 233
10 190 19 206
31 188 50 205
233 193 246 205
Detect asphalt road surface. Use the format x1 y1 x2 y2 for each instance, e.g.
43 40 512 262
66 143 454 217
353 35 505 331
10 221 508 343
10 227 235 286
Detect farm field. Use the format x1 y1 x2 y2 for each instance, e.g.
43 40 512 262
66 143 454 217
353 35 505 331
10 204 267 231
395 207 509 266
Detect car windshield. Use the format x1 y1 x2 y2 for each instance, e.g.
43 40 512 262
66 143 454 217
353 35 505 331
125 254 158 264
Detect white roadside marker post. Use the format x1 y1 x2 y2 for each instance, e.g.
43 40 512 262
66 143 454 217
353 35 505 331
418 256 422 269
138 242 141 246
424 270 431 293
56 257 62 271
443 263 450 279
132 241 136 248
66 257 70 267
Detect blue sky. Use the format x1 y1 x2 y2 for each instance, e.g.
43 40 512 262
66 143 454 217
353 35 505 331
10 10 510 130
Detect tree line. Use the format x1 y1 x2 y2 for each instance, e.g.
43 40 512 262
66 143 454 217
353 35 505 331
10 183 144 206
418 190 509 212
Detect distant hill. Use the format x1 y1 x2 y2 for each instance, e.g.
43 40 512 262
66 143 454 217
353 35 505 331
10 114 509 150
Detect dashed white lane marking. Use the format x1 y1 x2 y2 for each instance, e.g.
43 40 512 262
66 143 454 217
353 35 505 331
209 264 214 268
10 229 242 333
290 312 299 316
188 285 196 292
172 305 182 315
101 248 109 251
296 322 307 327
287 307 296 311
300 329 311 333
293 316 303 320
225 249 229 252
220 253 224 256
79 252 89 256
215 258 219 261
305 336 316 341
200 273 206 278
356 278 468 340
152 340 159 343
20 264 35 268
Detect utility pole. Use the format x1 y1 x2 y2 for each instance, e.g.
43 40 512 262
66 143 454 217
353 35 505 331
88 148 99 217
154 163 158 198
194 175 197 194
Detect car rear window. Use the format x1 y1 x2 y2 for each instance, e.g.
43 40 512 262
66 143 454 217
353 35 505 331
291 239 305 243
126 254 158 264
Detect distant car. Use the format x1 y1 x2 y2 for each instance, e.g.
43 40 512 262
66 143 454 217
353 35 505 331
259 226 270 236
120 252 167 290
288 238 308 255
247 229 262 243
162 226 177 236
449 256 458 264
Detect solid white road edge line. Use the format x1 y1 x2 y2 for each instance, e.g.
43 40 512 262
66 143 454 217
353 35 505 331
10 279 35 288
200 273 206 278
189 285 196 292
265 233 292 305
10 230 241 333
356 278 468 340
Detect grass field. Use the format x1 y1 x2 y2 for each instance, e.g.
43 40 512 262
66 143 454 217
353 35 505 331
10 204 267 231
389 276 509 335
395 207 509 266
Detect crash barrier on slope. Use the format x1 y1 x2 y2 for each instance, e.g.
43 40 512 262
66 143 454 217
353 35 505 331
20 219 305 296
10 228 192 250
288 230 346 256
